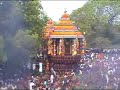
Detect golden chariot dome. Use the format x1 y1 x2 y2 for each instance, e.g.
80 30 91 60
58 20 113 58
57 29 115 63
44 10 84 39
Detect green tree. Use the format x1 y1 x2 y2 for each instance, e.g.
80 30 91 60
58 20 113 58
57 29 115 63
95 37 112 48
21 1 48 44
70 0 120 48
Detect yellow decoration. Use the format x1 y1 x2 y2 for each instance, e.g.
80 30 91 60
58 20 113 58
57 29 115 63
58 38 65 56
48 51 51 54
81 50 85 54
48 39 53 55
51 32 82 35
73 51 77 55
55 26 77 30
59 52 62 55
59 20 72 25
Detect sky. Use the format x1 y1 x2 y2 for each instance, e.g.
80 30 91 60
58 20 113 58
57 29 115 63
41 1 88 21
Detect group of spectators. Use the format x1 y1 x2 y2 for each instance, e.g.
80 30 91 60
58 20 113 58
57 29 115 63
84 48 120 60
0 48 120 90
29 71 80 90
79 48 120 89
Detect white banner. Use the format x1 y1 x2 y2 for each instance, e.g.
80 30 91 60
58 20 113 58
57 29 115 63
39 63 43 72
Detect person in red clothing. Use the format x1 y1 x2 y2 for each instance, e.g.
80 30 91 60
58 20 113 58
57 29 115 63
97 53 103 60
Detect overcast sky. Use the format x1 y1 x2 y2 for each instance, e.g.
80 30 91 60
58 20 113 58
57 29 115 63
41 1 88 21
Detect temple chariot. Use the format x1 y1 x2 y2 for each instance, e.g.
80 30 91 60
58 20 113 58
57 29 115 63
43 11 86 73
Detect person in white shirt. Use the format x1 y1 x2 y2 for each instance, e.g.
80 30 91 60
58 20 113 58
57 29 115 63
29 81 35 90
50 74 54 84
39 63 43 73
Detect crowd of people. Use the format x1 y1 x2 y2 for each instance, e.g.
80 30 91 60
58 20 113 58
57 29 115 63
29 71 80 90
78 48 120 89
0 48 120 90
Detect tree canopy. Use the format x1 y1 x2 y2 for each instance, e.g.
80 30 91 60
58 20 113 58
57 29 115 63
21 1 48 37
0 0 48 77
70 0 120 48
